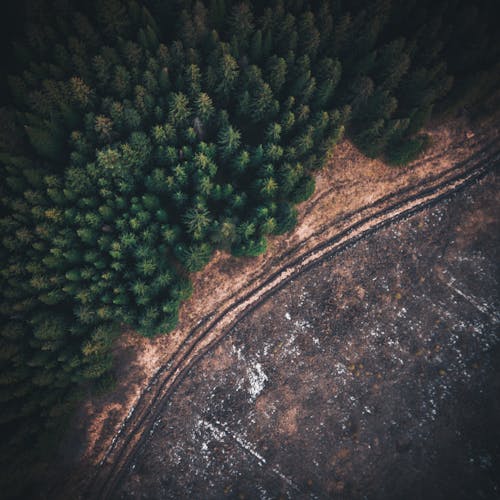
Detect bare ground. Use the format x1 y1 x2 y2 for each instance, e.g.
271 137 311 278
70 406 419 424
44 116 499 498
114 169 499 500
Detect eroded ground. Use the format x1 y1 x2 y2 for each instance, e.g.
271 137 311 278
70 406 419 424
116 171 499 499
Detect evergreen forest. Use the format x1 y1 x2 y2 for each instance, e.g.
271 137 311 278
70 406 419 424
0 0 498 495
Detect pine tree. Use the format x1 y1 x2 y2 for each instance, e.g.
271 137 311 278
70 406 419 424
217 125 241 159
227 3 254 54
214 52 239 103
266 56 287 94
168 92 191 127
298 11 320 58
195 92 215 123
183 205 212 241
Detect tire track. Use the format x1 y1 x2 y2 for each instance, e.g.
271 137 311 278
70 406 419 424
85 140 500 499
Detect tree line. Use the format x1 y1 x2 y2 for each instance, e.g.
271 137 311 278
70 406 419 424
0 0 498 495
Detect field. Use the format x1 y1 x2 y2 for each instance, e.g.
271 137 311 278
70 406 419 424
38 117 500 499
114 169 499 499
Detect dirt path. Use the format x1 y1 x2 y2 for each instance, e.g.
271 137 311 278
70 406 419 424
63 120 499 499
49 118 499 499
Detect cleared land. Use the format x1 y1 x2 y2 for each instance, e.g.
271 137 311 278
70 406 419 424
47 118 499 499
116 169 499 499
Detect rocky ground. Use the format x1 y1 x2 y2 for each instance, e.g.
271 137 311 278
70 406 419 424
115 170 499 500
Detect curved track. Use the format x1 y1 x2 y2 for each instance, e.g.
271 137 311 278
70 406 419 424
85 138 500 499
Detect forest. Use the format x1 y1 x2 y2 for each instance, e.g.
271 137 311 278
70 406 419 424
0 0 499 495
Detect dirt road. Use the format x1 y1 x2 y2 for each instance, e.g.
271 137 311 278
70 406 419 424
66 122 500 499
